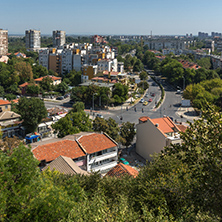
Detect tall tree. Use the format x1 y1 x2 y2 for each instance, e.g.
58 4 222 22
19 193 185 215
16 97 47 133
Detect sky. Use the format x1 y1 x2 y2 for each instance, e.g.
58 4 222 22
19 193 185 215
1 0 222 36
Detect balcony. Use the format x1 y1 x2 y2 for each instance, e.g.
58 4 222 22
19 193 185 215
90 160 117 172
88 150 117 164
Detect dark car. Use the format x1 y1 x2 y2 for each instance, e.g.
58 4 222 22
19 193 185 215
56 96 64 100
64 94 69 98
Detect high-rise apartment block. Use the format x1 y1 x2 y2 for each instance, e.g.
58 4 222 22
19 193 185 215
53 30 66 47
0 29 8 55
25 29 41 49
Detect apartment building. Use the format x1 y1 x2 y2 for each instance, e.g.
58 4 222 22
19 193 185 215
61 49 72 75
31 132 118 173
73 54 82 71
25 29 41 49
39 49 49 69
144 39 191 51
0 29 8 55
53 30 66 47
136 116 182 160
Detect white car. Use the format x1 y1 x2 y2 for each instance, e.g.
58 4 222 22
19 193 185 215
140 98 145 103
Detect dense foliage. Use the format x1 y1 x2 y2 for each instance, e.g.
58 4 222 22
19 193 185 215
1 107 222 221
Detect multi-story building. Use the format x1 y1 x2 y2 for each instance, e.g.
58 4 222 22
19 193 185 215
32 132 118 173
81 64 97 83
38 49 49 69
144 39 190 51
136 116 182 160
53 30 66 47
25 29 41 49
0 29 8 55
61 49 72 75
73 53 82 72
198 32 208 38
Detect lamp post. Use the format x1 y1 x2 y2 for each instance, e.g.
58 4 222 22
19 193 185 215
92 93 97 116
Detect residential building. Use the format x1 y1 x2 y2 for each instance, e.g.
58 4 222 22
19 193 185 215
53 30 66 47
106 163 139 178
81 65 96 82
136 116 182 160
178 60 201 70
34 75 62 85
73 54 81 71
117 62 124 73
0 100 24 138
0 29 8 55
42 155 88 175
91 35 106 44
48 52 62 74
0 55 9 63
25 29 41 49
31 132 118 173
198 32 208 38
144 39 191 51
0 100 11 112
39 49 49 69
61 49 73 75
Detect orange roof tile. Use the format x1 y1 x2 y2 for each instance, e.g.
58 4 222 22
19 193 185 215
34 75 62 82
0 100 11 105
106 163 139 178
151 117 178 134
19 82 29 88
77 133 117 154
139 116 149 122
32 140 86 162
176 124 188 133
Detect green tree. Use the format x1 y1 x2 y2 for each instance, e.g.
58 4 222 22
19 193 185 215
120 122 136 147
0 85 4 97
71 102 85 113
26 84 40 96
93 117 121 142
16 97 47 133
139 71 148 80
55 82 69 95
40 76 54 92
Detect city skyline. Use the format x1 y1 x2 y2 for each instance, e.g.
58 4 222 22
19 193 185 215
2 0 222 35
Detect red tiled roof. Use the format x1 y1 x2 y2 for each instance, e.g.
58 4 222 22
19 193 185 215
139 116 149 122
32 140 86 162
77 133 117 154
12 99 19 104
19 82 29 88
176 124 188 133
34 75 62 82
103 71 119 76
178 60 201 70
151 117 178 134
106 163 139 178
0 100 11 105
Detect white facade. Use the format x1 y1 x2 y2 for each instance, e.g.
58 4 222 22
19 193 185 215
25 29 41 49
0 29 8 55
97 59 112 72
61 49 73 75
87 147 118 173
53 30 66 47
39 49 49 69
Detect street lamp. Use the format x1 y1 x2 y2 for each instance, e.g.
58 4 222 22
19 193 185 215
92 93 97 116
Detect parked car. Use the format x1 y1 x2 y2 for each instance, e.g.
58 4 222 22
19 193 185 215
143 101 148 106
96 114 104 118
151 93 155 97
148 98 153 102
56 96 64 100
140 98 145 103
64 94 69 98
120 158 129 165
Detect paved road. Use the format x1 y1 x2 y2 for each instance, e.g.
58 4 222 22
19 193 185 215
44 75 187 125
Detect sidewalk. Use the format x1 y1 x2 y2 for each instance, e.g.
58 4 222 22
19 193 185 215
108 88 149 111
176 106 200 123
